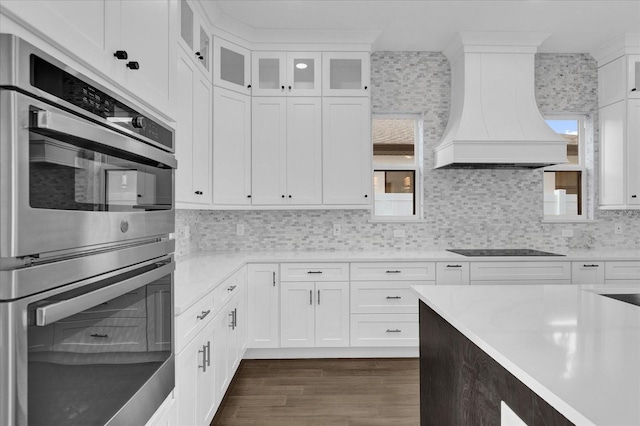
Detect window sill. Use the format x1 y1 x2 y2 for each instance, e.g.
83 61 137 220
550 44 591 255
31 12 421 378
541 218 600 224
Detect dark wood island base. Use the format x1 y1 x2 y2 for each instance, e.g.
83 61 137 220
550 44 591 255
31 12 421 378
419 301 574 425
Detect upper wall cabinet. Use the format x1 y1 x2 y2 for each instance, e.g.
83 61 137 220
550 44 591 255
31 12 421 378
178 0 211 79
252 52 322 97
322 52 370 97
1 0 176 117
213 37 252 95
628 55 640 99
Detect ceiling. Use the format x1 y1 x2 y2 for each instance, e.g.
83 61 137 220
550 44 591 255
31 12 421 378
209 0 640 53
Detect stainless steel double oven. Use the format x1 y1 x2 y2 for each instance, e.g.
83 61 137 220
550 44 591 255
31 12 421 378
1 34 177 426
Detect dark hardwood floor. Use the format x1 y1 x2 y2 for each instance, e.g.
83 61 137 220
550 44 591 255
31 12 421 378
211 358 419 426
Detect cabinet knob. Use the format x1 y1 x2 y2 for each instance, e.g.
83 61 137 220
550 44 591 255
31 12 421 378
282 195 285 198
632 195 637 198
247 84 252 89
281 85 285 90
288 85 292 90
247 195 252 198
288 195 292 198
364 85 368 90
114 50 128 60
195 191 203 195
364 194 368 198
126 61 140 70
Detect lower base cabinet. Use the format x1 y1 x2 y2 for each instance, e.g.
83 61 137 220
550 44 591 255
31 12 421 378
175 268 247 426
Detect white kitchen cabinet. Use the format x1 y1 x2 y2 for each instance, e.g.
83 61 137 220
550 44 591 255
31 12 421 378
470 262 572 285
436 262 470 285
1 0 176 116
351 262 435 281
571 262 605 285
322 97 372 205
247 264 280 348
175 49 212 207
213 36 252 95
280 280 350 348
213 87 252 205
322 52 370 97
350 281 424 314
175 317 215 426
605 261 640 284
178 0 211 78
599 99 640 208
598 56 627 107
252 51 322 97
251 97 322 205
627 55 640 99
350 313 419 347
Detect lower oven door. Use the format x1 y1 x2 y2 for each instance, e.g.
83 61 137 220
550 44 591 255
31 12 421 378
1 255 175 426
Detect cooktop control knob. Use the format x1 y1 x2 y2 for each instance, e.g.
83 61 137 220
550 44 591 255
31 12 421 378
131 115 146 129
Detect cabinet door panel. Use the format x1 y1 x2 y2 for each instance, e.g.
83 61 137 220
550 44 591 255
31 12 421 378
247 264 280 348
192 75 213 203
322 52 370 97
118 0 173 112
627 100 640 204
571 262 605 285
251 98 287 204
436 262 470 285
252 52 287 96
214 37 251 95
600 101 626 206
315 282 350 347
175 54 196 203
323 98 372 205
287 98 322 204
287 52 322 97
213 310 230 407
280 282 314 348
213 88 252 204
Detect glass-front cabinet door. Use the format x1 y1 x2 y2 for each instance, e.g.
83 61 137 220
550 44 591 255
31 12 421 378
252 52 321 97
213 37 252 95
179 0 211 78
322 52 370 97
287 52 321 97
252 52 286 96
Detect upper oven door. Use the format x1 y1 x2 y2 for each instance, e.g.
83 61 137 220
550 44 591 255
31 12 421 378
0 89 177 259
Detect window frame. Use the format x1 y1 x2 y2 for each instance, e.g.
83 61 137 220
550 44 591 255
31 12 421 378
542 114 588 221
370 113 424 222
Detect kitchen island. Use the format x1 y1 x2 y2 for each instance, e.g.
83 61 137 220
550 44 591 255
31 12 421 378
411 283 640 425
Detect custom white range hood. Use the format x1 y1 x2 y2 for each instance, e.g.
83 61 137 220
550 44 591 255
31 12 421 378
434 32 568 169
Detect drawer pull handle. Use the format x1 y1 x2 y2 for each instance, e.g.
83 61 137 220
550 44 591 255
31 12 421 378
90 333 108 338
446 264 462 268
228 285 237 292
386 296 402 300
197 310 211 320
583 264 599 268
273 271 276 287
318 289 321 305
386 329 401 333
307 271 323 274
386 270 401 274
310 289 313 305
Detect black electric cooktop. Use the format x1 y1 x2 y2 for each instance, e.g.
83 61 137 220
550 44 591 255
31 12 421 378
446 249 565 257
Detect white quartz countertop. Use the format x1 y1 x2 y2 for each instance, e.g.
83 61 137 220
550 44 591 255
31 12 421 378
411 283 640 426
174 249 639 315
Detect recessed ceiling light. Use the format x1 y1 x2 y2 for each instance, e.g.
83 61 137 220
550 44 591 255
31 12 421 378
295 63 308 69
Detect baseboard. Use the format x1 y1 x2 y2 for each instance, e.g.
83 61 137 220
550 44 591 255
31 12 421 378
244 346 419 359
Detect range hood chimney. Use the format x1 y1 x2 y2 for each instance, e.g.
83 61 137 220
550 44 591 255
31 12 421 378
434 32 568 169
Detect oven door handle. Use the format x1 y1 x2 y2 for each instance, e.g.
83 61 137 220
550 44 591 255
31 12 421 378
30 108 177 169
35 258 175 326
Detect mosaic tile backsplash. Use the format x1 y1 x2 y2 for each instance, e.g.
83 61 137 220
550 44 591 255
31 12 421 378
175 52 639 258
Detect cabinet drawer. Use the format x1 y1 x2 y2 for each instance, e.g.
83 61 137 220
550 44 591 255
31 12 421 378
350 262 435 281
53 317 147 353
436 262 470 285
470 262 571 282
280 263 349 281
605 261 640 280
175 292 215 353
351 281 426 314
214 273 240 309
350 314 418 347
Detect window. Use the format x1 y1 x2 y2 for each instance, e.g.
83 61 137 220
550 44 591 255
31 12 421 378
372 114 423 219
543 116 587 219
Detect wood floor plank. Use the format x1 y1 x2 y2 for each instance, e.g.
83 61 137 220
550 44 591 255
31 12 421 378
210 358 419 426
